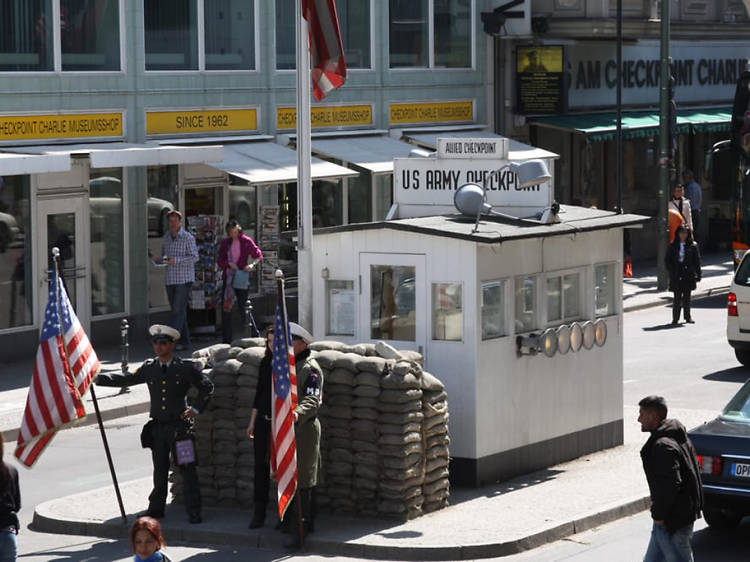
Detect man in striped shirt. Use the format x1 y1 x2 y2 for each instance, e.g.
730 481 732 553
162 210 199 350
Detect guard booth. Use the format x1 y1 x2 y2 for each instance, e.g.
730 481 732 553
310 137 648 486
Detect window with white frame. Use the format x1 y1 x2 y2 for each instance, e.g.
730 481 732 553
546 272 581 324
145 0 256 71
514 275 536 333
481 280 505 340
432 282 462 341
389 0 473 69
594 263 616 317
327 280 355 336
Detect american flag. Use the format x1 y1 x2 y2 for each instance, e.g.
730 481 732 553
303 0 347 101
15 264 100 467
271 304 298 520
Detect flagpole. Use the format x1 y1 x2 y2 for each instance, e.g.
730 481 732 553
52 248 127 523
275 269 305 547
296 0 313 329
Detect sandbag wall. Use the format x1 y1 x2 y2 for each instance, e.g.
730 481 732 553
171 339 450 520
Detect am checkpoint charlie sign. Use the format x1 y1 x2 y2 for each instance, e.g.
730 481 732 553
394 137 553 211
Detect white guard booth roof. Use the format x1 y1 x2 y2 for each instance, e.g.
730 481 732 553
402 129 558 161
208 141 358 185
0 151 71 176
5 142 223 167
311 135 422 175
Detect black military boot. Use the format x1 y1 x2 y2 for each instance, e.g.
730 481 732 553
248 503 266 529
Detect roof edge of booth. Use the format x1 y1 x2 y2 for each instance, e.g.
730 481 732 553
154 134 274 145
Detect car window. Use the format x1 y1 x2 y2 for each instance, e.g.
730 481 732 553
734 255 750 286
721 380 750 422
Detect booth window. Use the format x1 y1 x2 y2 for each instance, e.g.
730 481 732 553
514 276 536 333
389 0 472 69
546 272 580 324
595 263 616 317
0 175 33 329
481 280 505 340
432 283 462 341
371 264 416 341
61 0 121 71
327 280 355 336
277 0 371 70
147 165 178 309
89 168 125 316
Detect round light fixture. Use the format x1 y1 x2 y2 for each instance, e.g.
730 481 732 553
541 328 558 358
594 319 608 347
556 325 571 355
570 322 583 352
582 321 596 350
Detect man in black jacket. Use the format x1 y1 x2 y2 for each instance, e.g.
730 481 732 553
638 396 703 562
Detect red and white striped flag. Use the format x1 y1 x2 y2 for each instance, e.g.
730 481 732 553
270 303 298 520
303 0 347 101
15 265 100 467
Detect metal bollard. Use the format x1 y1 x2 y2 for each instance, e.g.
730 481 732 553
244 296 260 338
118 319 131 394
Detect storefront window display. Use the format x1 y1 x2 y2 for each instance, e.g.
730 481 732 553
61 0 121 71
144 0 199 70
89 168 125 316
0 175 32 329
0 0 53 72
147 165 178 309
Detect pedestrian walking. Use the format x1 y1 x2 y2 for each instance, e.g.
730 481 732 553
668 185 694 234
283 322 323 548
682 170 702 242
246 324 273 529
95 324 214 524
162 210 198 351
0 433 20 562
130 516 173 562
638 396 703 562
666 226 702 324
217 219 263 344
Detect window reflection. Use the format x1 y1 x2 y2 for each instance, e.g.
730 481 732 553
432 282 462 341
61 0 121 71
205 0 255 70
144 0 198 70
0 175 32 329
371 264 416 341
147 165 178 309
0 0 53 72
89 167 124 315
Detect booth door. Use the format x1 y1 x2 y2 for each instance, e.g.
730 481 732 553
359 253 426 353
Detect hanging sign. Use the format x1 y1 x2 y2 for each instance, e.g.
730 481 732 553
516 46 566 115
437 138 509 159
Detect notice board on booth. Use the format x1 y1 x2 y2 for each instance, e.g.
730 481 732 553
516 46 566 115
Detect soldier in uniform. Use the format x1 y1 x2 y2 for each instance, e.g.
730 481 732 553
95 324 213 524
284 322 323 548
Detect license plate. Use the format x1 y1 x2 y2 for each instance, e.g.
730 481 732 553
731 463 750 478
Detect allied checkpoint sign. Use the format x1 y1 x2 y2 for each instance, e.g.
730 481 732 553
393 137 554 216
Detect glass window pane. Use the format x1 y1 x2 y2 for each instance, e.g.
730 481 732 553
515 276 536 333
595 263 615 317
373 174 393 220
312 179 343 227
147 165 178 309
347 172 372 224
389 0 428 68
48 212 77 308
144 0 198 70
434 0 471 68
228 181 259 294
0 0 53 71
432 282 462 341
327 279 355 335
275 0 295 69
371 264 415 341
61 0 121 71
546 276 561 322
89 168 124 315
0 175 32 328
338 0 370 68
205 0 255 70
563 273 579 319
481 280 504 340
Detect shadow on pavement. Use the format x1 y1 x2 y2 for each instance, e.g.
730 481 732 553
19 540 129 561
642 323 684 331
703 366 749 383
692 519 750 558
689 295 728 309
449 468 565 506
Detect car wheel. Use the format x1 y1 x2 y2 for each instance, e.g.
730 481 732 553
735 349 750 367
703 507 742 530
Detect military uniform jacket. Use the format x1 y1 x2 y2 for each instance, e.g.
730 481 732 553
294 349 323 488
96 357 214 422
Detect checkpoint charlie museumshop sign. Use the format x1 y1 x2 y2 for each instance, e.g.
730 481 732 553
394 138 552 209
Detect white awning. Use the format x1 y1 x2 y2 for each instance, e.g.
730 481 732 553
311 135 422 174
208 142 358 185
0 151 71 175
402 129 559 160
5 142 223 168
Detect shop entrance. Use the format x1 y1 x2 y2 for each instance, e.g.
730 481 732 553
37 195 90 331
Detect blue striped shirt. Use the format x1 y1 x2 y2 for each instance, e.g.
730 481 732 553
162 228 199 285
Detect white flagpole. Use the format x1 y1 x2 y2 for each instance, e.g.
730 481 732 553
296 0 313 329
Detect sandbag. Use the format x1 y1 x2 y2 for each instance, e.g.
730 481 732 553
425 444 450 460
328 448 353 463
381 442 423 457
380 388 423 404
309 341 349 352
423 478 449 495
237 346 266 366
375 341 402 360
211 373 237 387
379 422 422 435
377 432 422 446
357 356 388 374
333 352 362 372
355 372 381 388
376 400 422 413
424 413 450 430
236 372 258 385
325 383 355 396
312 349 344 370
323 406 353 420
420 371 445 392
351 397 378 409
381 372 421 390
351 408 378 421
327 368 356 386
378 411 424 425
424 467 449 484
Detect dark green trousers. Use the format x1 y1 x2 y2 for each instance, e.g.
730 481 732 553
148 420 201 516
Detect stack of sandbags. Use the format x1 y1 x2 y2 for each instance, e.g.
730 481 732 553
421 371 450 513
376 360 425 520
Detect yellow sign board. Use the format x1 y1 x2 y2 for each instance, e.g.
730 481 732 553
146 108 258 136
276 105 373 130
389 101 474 125
0 112 123 142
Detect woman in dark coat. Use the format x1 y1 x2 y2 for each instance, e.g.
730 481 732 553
0 433 21 561
666 225 702 324
246 325 273 529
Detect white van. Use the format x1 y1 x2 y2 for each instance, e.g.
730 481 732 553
728 252 750 366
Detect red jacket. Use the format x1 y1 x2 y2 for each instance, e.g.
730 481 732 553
217 233 263 281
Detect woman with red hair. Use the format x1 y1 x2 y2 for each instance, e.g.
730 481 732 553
130 516 172 562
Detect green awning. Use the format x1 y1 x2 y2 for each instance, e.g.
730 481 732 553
530 108 731 142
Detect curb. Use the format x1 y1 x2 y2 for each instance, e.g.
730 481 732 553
623 285 729 313
32 491 650 560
